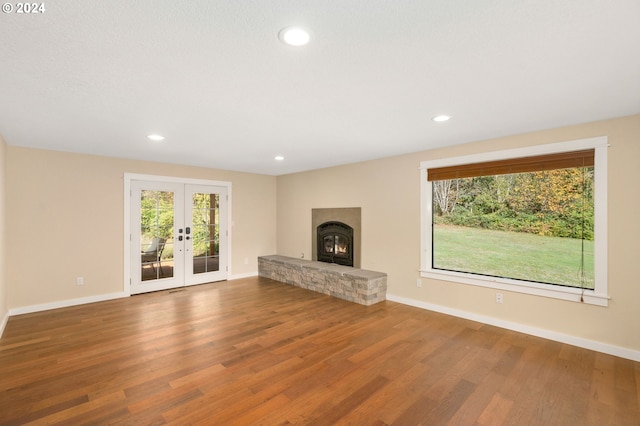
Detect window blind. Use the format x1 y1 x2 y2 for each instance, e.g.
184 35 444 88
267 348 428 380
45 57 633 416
427 149 594 181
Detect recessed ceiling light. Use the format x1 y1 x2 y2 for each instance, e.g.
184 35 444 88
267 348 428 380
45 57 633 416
432 115 451 122
147 134 165 141
274 155 285 161
278 27 310 46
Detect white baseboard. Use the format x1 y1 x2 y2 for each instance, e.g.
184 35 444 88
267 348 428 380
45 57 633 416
229 271 258 280
386 293 640 363
8 292 128 317
0 311 8 338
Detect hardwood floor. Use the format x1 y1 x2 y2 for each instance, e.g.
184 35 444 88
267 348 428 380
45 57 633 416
1 277 638 425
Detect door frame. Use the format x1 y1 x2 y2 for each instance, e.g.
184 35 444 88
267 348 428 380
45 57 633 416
123 173 232 296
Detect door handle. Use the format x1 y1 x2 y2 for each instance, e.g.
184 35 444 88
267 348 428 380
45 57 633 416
178 235 183 241
185 227 191 235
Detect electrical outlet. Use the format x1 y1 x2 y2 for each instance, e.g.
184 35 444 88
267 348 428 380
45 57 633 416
495 292 503 304
76 277 84 286
417 279 422 288
243 257 249 265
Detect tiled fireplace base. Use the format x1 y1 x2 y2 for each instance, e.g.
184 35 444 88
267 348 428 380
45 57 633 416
258 255 387 306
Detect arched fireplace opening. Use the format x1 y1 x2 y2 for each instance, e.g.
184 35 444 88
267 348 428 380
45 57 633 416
317 221 354 267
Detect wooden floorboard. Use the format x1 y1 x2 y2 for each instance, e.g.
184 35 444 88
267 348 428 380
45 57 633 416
1 276 639 425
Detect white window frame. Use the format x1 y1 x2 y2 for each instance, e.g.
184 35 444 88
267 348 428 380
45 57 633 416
420 137 609 306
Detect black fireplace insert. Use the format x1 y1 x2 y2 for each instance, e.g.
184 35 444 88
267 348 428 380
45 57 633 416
317 221 354 266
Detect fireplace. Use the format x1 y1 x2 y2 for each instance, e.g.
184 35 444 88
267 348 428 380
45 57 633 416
312 207 361 268
317 221 354 267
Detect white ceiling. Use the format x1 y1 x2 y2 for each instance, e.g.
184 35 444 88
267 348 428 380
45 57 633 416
1 0 639 176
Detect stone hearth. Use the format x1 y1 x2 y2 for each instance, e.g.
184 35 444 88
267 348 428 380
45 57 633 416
258 255 386 306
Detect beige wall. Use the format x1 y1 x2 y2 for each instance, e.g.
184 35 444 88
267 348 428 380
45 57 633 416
6 147 276 309
0 135 6 326
277 115 640 352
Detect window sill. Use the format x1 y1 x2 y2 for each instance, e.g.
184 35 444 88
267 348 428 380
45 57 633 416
420 269 609 307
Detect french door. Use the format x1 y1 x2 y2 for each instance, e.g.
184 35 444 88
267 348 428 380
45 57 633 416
130 179 228 294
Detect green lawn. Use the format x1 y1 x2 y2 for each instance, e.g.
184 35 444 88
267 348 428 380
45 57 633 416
433 224 594 289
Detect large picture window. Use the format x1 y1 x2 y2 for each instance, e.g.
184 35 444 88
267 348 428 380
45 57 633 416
420 137 608 306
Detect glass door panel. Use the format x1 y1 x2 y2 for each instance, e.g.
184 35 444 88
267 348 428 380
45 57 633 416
131 181 184 294
185 185 227 286
191 192 219 274
140 190 175 281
